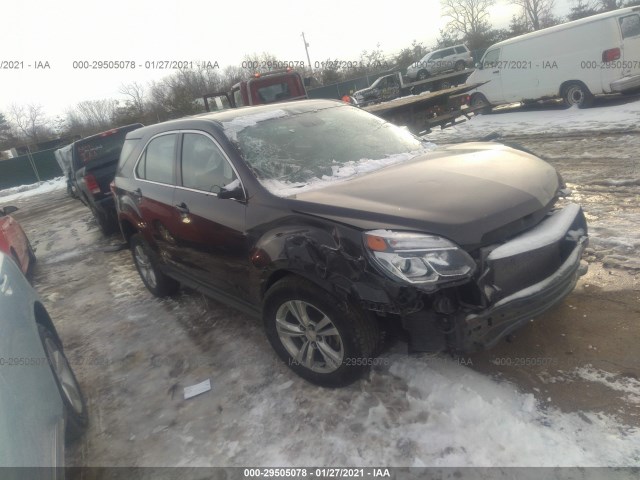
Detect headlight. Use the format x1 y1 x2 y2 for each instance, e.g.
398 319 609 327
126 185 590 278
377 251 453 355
364 230 476 286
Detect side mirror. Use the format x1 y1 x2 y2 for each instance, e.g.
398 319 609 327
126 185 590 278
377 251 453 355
2 205 18 215
475 62 483 70
218 185 245 201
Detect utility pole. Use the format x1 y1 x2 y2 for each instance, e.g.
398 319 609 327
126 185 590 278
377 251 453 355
301 32 313 73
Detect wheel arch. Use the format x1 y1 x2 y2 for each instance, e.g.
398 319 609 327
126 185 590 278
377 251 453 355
559 80 591 98
34 301 63 347
119 217 138 245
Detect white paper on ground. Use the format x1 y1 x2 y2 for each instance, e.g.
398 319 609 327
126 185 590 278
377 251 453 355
183 379 212 400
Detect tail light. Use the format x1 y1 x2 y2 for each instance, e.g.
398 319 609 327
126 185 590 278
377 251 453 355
602 48 621 63
85 173 101 195
100 128 118 137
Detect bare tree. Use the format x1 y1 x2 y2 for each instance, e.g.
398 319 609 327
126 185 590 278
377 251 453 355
9 103 48 144
119 82 146 116
599 0 624 9
66 99 117 136
567 0 600 19
441 0 495 39
512 0 556 30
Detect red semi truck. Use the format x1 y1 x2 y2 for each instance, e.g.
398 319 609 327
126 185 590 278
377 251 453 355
203 69 308 111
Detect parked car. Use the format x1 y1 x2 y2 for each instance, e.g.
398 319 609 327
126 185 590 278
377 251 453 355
71 123 143 235
468 6 640 111
0 205 35 275
406 44 473 80
113 99 588 387
0 251 87 469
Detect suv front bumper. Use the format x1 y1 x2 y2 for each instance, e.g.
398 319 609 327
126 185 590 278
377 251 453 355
457 235 587 351
404 203 588 353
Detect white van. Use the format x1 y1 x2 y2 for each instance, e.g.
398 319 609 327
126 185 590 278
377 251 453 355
468 6 640 110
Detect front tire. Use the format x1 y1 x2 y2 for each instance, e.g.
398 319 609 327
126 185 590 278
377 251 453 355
38 324 88 441
562 82 593 108
130 233 179 297
263 276 380 387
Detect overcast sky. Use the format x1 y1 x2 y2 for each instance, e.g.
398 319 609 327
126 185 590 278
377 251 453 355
1 0 572 119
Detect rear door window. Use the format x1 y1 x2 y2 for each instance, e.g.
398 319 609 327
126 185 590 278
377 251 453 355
441 48 455 58
620 14 640 38
455 46 467 54
136 133 177 185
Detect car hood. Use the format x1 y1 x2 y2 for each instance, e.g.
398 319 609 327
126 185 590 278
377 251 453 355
288 142 560 249
353 86 374 98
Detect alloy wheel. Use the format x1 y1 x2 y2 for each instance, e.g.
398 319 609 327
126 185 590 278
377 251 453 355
275 300 345 373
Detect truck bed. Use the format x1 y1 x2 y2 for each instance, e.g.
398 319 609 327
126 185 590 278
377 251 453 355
364 83 478 115
400 68 475 91
363 83 485 135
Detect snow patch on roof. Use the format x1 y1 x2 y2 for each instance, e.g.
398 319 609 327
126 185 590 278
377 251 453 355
222 109 289 141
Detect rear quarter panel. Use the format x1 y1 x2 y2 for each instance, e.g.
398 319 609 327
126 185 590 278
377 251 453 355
0 254 64 468
532 18 621 96
0 216 29 273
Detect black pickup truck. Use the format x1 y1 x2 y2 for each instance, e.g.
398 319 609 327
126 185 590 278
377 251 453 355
71 124 143 235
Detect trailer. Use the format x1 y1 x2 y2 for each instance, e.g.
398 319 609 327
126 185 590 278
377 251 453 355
351 69 475 107
362 83 485 135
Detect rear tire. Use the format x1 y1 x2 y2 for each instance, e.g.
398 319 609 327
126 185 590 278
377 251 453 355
562 82 594 108
455 60 465 71
38 324 88 441
90 204 118 236
417 70 429 81
26 239 37 278
263 276 380 387
471 93 492 114
130 233 179 297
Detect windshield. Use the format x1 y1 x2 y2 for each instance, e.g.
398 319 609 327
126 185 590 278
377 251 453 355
227 104 433 196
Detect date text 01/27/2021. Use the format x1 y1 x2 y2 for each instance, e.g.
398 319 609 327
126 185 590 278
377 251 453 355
243 468 391 478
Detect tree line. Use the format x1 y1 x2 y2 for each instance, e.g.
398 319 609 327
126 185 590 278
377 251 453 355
1 0 638 157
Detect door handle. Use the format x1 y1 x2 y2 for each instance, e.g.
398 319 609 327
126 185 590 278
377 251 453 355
175 202 189 214
492 70 499 74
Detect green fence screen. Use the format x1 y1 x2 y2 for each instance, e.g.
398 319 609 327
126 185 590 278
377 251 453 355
0 148 63 190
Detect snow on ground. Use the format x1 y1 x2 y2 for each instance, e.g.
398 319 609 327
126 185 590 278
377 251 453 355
540 365 640 406
196 352 639 468
0 176 66 204
427 98 640 142
59 240 639 467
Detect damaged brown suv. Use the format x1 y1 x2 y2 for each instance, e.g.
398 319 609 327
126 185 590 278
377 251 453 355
113 99 588 387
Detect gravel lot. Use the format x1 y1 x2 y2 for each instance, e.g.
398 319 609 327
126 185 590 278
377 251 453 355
7 124 640 467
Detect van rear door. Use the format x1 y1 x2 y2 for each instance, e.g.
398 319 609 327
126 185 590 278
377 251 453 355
618 12 640 80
